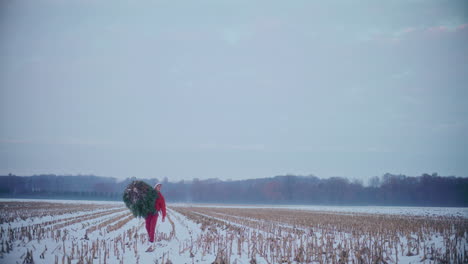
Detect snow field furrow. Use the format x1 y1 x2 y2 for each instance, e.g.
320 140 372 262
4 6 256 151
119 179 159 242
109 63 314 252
172 207 273 264
52 208 127 230
184 206 329 263
0 202 142 264
22 213 142 263
1 201 467 264
131 207 231 264
166 208 194 243
0 201 122 224
1 207 118 229
84 212 132 235
164 208 197 254
190 209 305 237
172 206 468 264
0 208 128 243
106 214 135 233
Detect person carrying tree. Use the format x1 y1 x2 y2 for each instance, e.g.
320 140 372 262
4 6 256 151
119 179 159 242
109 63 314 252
145 182 166 251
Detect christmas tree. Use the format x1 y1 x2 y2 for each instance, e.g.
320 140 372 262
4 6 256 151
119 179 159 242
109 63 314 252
123 181 158 218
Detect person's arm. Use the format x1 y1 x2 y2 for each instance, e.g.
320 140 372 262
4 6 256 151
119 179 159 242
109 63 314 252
161 194 166 221
154 196 158 215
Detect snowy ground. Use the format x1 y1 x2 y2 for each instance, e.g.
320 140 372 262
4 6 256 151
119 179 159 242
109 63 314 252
0 199 246 264
0 199 466 264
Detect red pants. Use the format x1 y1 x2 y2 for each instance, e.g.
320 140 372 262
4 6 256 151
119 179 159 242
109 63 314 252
145 213 158 242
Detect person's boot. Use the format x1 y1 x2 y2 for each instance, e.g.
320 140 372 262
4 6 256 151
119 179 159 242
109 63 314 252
145 244 155 252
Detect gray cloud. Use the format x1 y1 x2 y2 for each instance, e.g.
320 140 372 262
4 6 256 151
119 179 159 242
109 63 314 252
1 0 467 180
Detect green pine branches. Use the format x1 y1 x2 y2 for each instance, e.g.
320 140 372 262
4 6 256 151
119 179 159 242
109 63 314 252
123 181 158 218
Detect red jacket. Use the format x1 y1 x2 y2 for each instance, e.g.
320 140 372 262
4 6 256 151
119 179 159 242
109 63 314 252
154 191 166 218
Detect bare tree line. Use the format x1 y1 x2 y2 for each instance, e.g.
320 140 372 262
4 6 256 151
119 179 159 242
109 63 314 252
0 173 467 206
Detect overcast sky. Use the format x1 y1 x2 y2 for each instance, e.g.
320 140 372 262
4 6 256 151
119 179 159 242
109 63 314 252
1 0 467 182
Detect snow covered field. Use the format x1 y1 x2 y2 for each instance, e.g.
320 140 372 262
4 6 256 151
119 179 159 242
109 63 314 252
0 199 466 264
179 203 468 218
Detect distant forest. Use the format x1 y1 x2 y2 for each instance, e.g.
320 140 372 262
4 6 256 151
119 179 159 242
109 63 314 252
0 173 467 206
